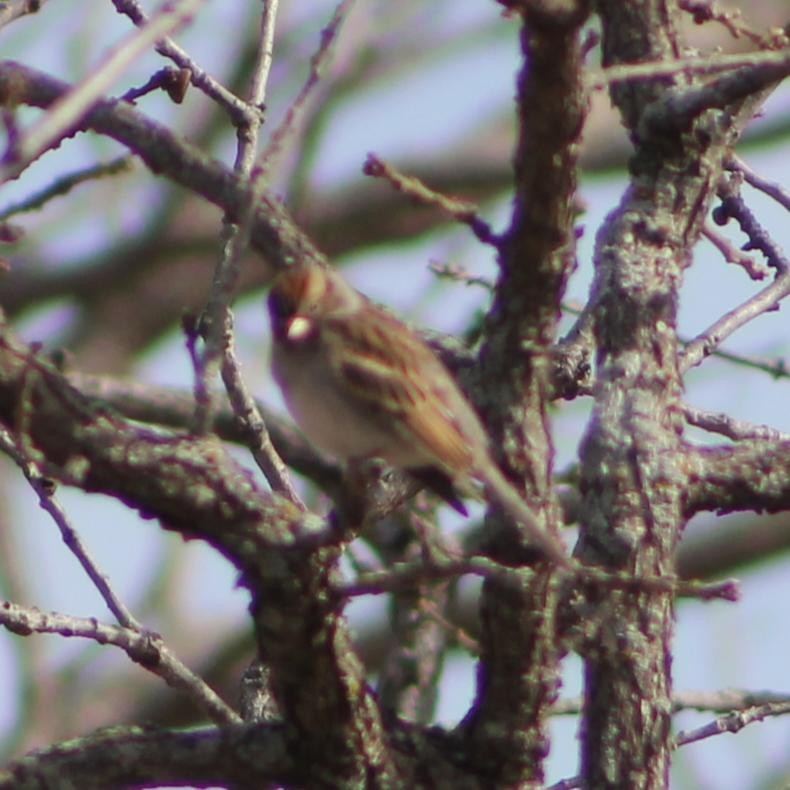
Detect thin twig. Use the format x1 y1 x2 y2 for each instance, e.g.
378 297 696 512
191 0 303 505
678 0 786 47
0 600 241 725
682 342 790 381
364 154 499 246
256 0 356 179
673 689 790 713
588 47 790 90
220 336 304 504
561 299 790 383
713 170 789 272
0 417 247 725
337 555 522 598
548 695 790 789
2 0 206 180
701 224 769 281
192 0 280 403
0 0 53 31
552 689 790 716
0 421 242 727
110 0 254 124
581 567 740 603
0 157 132 221
428 261 495 290
232 0 280 174
729 155 790 212
679 271 790 372
193 0 355 503
336 553 738 602
675 700 790 747
0 426 142 629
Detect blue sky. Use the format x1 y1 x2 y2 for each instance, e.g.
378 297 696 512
1 2 789 786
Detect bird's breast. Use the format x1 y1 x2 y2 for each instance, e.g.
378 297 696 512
271 339 415 463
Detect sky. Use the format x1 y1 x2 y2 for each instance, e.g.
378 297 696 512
1 2 789 787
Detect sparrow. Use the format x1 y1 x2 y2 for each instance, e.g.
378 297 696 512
267 263 569 567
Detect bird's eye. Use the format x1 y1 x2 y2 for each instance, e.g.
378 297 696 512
285 316 314 342
268 287 318 345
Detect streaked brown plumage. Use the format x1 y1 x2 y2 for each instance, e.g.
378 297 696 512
268 263 569 566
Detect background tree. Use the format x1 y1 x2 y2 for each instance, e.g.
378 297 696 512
0 1 788 787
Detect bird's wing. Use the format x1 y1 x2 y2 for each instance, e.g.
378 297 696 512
325 309 481 473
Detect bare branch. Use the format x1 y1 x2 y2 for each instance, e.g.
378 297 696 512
0 329 312 556
639 53 790 136
575 0 770 782
1 3 788 786
679 271 790 373
464 2 590 780
65 371 343 493
0 601 241 725
364 154 499 246
701 224 770 281
0 156 132 221
684 404 790 442
730 154 790 212
0 328 397 787
337 554 529 598
1 0 207 180
338 552 738 603
686 440 790 515
192 0 303 505
675 700 790 747
673 689 790 713
679 1 773 46
0 426 141 628
0 60 329 274
553 688 790 716
0 0 52 31
110 0 254 123
0 723 293 788
257 0 356 178
682 342 790 381
588 47 790 90
712 170 789 272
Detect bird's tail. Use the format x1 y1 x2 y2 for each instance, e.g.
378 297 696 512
479 462 571 569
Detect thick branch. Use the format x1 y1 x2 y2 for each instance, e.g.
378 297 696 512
67 371 343 492
685 442 790 515
464 2 589 784
0 333 296 556
640 51 790 137
0 60 326 276
576 0 740 785
0 328 398 786
0 723 293 789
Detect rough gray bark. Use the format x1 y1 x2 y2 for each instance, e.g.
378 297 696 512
0 1 788 788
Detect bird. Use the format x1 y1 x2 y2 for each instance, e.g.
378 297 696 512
267 262 569 567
